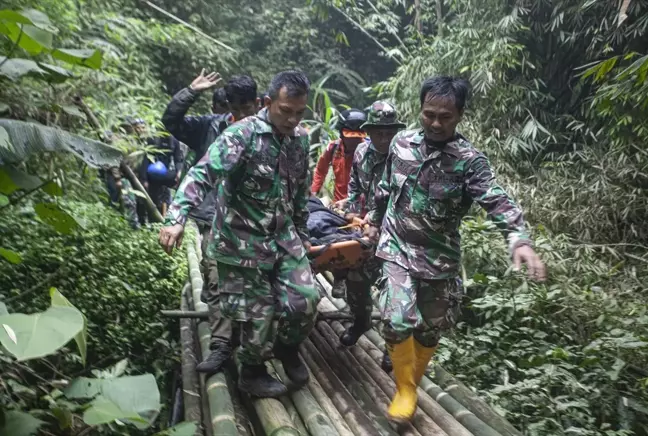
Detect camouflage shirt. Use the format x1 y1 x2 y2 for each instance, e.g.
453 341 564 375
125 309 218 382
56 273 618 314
166 108 311 269
346 139 387 216
366 130 531 280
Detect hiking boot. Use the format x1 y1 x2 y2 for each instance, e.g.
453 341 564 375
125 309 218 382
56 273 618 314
331 278 347 299
238 364 288 398
339 325 364 347
274 342 309 388
196 342 231 375
381 352 393 373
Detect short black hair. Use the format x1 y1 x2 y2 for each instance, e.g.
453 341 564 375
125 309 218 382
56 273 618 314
212 88 227 108
420 76 471 111
224 75 258 105
268 70 310 99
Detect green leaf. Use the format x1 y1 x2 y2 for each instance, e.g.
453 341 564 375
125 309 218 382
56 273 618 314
0 302 8 315
0 411 45 436
0 306 84 361
0 57 47 81
0 119 122 168
0 194 7 207
0 247 22 264
0 9 57 32
52 49 103 69
37 63 74 83
0 126 11 151
34 202 80 234
50 288 87 365
66 374 160 429
0 22 53 54
51 405 73 430
58 104 84 118
0 165 41 195
83 395 147 426
0 102 9 114
153 422 199 436
42 180 63 197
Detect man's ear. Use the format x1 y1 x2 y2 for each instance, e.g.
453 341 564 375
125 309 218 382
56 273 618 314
264 95 271 108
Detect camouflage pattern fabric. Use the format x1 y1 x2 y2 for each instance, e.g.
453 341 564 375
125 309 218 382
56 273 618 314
366 130 531 280
217 254 319 365
361 100 405 129
166 108 311 269
200 226 232 348
346 139 387 215
379 260 463 347
346 253 382 331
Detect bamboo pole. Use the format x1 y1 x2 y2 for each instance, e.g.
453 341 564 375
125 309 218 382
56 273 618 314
180 283 202 436
272 359 341 436
314 322 425 436
302 365 355 436
418 377 501 436
222 363 253 436
433 366 522 436
309 328 400 436
197 322 238 435
300 339 379 436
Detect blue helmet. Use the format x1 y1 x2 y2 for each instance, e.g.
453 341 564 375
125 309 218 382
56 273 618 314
147 161 168 179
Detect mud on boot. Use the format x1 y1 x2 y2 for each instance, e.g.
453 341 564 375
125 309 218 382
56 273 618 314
274 342 309 388
196 342 232 375
238 364 288 398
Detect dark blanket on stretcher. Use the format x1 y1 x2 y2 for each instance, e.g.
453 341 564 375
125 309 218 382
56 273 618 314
307 196 363 246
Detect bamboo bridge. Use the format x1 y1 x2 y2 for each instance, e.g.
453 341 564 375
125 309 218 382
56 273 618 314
173 223 523 436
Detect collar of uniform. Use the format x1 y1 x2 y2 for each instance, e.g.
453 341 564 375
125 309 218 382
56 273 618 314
255 108 303 138
413 131 463 159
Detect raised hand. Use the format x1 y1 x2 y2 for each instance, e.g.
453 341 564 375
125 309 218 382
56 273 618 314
189 69 222 92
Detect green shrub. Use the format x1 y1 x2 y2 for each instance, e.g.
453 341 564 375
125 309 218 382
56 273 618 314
0 200 186 373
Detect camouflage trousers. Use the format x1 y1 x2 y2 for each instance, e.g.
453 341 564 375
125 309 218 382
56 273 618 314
379 261 464 347
218 254 320 365
119 179 139 230
199 226 233 349
345 254 382 332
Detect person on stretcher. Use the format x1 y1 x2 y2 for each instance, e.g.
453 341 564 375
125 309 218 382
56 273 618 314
310 101 405 372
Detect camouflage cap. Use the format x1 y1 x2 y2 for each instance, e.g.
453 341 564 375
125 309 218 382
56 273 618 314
361 100 405 129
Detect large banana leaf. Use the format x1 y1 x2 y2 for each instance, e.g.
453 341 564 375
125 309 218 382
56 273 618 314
0 119 122 168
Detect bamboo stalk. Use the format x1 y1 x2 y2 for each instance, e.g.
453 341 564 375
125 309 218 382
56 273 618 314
317 298 455 436
222 363 253 436
309 328 400 436
433 366 522 436
272 359 341 436
314 322 425 436
180 283 202 436
302 365 355 436
197 322 238 435
231 356 301 436
265 363 308 435
419 377 501 436
300 339 378 436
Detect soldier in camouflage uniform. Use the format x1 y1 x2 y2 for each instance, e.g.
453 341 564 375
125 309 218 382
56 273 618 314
159 71 319 398
163 71 259 376
340 101 405 373
364 77 546 424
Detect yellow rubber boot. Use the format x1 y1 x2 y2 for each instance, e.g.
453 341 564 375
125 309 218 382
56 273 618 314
387 336 417 424
413 340 437 386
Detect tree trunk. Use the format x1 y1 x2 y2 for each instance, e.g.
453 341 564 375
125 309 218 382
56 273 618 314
414 0 422 32
436 0 444 37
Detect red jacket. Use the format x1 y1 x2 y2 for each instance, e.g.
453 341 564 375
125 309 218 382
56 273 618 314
311 139 353 202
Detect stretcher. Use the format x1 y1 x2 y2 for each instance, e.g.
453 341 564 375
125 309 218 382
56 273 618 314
307 217 374 271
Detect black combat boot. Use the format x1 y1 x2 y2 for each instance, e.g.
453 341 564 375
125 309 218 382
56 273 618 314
339 324 366 346
381 351 393 373
196 342 231 375
331 278 347 299
238 364 288 398
274 342 309 388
